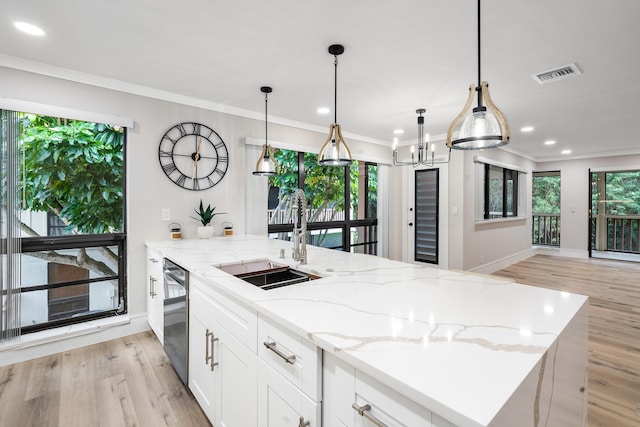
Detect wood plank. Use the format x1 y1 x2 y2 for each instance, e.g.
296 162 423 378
0 331 209 427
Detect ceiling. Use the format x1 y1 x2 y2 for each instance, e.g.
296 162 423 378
2 0 639 162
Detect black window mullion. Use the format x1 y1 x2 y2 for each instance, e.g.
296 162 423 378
484 163 490 219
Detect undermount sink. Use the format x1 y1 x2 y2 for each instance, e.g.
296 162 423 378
218 259 313 290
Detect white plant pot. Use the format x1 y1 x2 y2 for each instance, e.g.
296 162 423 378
197 225 215 239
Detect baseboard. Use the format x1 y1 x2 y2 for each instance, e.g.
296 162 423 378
0 313 150 367
470 248 536 274
534 246 589 259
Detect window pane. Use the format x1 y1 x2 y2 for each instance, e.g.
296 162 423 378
268 148 299 225
505 169 516 217
309 228 343 249
350 225 377 255
605 171 640 215
21 245 119 287
20 279 119 327
487 165 503 218
304 152 345 223
366 164 378 219
19 115 125 236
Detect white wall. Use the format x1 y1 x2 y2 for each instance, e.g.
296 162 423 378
0 66 392 360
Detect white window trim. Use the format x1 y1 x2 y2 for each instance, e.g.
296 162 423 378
0 98 134 128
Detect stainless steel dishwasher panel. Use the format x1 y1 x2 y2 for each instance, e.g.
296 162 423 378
163 258 188 385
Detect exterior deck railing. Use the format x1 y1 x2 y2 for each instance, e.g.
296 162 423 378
532 213 560 246
591 215 640 253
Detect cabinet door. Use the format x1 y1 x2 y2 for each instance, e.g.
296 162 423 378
215 323 258 427
189 296 217 422
258 359 320 427
146 248 164 343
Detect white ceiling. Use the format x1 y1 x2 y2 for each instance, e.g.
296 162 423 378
2 0 639 162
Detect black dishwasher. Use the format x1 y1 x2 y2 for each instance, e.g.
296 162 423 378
163 258 188 385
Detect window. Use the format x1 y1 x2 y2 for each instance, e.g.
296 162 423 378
1 110 126 338
267 149 378 254
532 171 560 246
475 157 526 221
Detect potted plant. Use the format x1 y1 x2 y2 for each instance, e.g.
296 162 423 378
191 199 226 239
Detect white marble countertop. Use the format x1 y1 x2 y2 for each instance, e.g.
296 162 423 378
147 235 588 427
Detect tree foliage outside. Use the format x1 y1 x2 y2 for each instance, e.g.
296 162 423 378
532 174 561 214
21 115 125 234
603 171 640 215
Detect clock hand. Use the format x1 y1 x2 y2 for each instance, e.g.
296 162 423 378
192 137 202 180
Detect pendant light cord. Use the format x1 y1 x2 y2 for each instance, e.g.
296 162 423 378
477 0 483 108
264 91 268 145
334 55 338 124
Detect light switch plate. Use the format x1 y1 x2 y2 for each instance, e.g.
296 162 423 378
161 208 171 221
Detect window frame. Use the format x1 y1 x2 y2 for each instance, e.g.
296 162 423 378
1 111 128 335
474 156 527 222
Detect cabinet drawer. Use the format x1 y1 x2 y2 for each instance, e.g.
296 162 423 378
354 370 433 427
258 314 321 401
190 275 258 352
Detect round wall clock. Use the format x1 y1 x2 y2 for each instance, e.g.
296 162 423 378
158 122 229 190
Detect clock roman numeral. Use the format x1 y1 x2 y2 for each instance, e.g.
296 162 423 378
217 156 229 164
175 174 187 187
191 123 201 135
192 178 200 190
176 123 188 137
159 150 172 157
162 163 178 174
214 167 225 177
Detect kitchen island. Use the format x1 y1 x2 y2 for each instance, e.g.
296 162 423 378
146 235 588 427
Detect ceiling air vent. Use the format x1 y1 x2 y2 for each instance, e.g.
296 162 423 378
532 63 582 84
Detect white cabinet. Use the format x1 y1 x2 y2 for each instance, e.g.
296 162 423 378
257 314 322 427
189 279 258 427
146 247 164 343
323 352 456 427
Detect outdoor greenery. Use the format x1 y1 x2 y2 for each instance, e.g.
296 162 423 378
532 174 561 214
603 172 640 215
21 115 125 234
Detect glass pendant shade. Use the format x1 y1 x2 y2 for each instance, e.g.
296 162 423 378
253 85 278 176
319 44 353 167
454 106 504 150
319 123 352 166
446 0 509 151
253 144 277 176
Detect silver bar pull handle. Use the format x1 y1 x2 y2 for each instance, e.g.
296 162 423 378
298 416 310 427
210 334 219 371
351 403 388 427
149 277 156 297
263 341 296 365
205 329 213 366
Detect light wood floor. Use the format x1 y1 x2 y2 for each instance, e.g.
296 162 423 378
495 254 640 427
0 330 210 427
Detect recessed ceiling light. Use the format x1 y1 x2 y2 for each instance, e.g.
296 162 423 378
393 129 404 135
520 126 534 132
317 107 330 115
544 140 556 145
14 21 45 36
561 149 572 155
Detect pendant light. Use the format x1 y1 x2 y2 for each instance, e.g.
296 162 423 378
319 44 353 166
446 0 509 150
252 86 277 176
